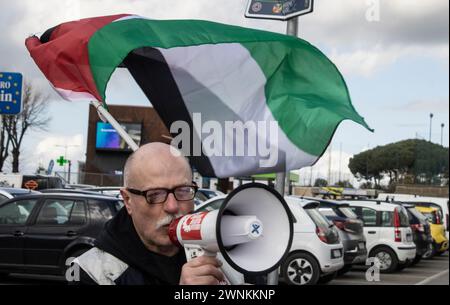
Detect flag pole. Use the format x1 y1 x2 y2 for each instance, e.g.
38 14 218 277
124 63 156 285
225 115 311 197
90 100 139 152
267 16 299 286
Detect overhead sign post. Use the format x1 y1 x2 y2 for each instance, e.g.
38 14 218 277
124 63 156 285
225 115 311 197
245 0 314 20
245 0 314 286
0 72 23 115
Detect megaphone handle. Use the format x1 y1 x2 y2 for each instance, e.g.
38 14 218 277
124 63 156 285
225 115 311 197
184 247 241 285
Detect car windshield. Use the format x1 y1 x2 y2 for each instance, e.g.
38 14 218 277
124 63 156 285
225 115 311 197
397 206 410 227
305 208 332 229
422 211 439 224
318 208 337 217
408 207 428 223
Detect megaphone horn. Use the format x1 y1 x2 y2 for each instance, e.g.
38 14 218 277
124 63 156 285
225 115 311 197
169 183 294 283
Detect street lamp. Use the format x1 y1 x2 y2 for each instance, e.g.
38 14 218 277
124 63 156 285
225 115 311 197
441 123 445 146
429 113 434 142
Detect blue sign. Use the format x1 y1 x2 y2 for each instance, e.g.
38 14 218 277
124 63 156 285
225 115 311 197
245 0 314 20
0 72 23 115
46 159 55 175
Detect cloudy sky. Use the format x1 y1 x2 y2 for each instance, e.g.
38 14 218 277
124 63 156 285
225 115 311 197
0 0 448 185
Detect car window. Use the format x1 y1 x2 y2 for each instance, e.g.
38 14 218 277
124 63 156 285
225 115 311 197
397 206 410 227
338 207 358 219
0 199 38 225
305 208 332 229
380 211 393 227
361 208 377 226
69 201 87 225
0 194 10 205
114 200 124 212
318 208 337 217
422 211 438 224
36 199 76 225
89 199 116 220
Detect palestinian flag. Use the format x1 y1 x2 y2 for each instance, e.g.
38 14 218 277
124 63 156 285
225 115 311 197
25 14 372 178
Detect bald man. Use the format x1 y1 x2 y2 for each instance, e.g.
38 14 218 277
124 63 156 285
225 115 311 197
71 143 225 285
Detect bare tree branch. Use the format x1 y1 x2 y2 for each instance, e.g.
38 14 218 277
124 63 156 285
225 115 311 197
3 80 51 172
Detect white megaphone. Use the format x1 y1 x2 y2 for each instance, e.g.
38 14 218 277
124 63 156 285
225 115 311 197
169 183 293 285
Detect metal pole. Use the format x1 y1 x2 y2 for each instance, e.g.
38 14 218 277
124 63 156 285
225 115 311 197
91 100 139 151
441 123 444 146
267 16 299 286
429 113 433 142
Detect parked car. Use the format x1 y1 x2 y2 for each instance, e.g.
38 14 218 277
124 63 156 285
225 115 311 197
84 186 122 197
398 203 433 262
307 198 367 275
343 200 416 273
197 189 225 200
0 193 123 278
196 195 345 285
40 188 107 196
379 193 449 240
0 187 40 204
415 206 449 257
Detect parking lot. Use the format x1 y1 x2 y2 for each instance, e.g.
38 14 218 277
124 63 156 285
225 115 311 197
330 252 449 285
0 252 447 285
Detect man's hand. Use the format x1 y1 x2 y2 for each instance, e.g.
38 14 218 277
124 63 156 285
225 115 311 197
180 255 225 285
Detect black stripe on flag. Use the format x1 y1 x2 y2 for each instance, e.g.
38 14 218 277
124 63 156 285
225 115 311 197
123 47 216 177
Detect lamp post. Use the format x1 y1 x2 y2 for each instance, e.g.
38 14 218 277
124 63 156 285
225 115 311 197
441 123 445 146
429 113 434 142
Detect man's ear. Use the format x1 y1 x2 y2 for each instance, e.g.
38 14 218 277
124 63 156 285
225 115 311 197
120 188 133 215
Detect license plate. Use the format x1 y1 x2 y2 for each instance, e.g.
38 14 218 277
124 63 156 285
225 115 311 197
358 242 365 250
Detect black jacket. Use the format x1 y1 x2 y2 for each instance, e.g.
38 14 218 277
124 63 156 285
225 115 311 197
72 208 186 285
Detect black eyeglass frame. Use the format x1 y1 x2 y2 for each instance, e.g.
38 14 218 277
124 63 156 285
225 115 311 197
126 184 198 204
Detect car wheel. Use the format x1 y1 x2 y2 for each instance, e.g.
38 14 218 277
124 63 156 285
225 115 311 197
318 271 337 284
337 265 353 276
281 252 320 285
422 244 435 259
370 247 399 273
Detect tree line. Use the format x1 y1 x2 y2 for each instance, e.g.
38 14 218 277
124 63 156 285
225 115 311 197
348 139 449 188
0 81 50 173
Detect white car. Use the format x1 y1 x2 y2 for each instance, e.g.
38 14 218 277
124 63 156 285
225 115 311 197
343 200 416 273
378 193 449 240
196 195 345 285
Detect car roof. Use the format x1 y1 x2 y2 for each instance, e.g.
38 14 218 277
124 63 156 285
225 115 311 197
340 199 397 211
293 196 350 207
0 192 122 204
0 187 38 194
194 195 226 211
285 196 320 208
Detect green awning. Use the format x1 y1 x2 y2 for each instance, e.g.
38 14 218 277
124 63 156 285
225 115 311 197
252 172 299 183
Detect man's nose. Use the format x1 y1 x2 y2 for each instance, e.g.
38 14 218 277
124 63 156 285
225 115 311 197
163 193 179 214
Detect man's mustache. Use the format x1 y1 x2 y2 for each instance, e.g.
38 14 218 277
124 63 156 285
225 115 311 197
156 213 183 230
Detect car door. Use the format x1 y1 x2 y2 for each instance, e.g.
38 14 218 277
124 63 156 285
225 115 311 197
0 198 39 267
24 198 89 272
353 207 379 250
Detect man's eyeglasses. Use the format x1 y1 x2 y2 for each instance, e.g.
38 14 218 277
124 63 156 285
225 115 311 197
126 184 198 205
